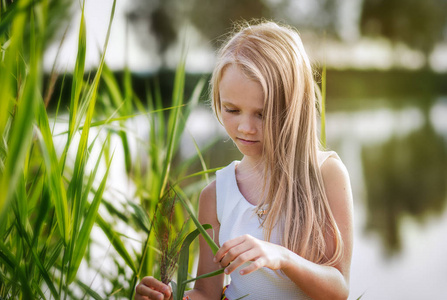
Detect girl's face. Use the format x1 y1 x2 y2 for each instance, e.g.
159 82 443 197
219 64 264 159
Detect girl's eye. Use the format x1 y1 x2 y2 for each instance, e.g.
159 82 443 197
224 108 238 113
257 113 263 119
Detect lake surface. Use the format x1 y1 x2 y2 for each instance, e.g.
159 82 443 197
181 96 447 300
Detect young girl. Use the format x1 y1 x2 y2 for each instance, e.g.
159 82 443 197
135 21 353 300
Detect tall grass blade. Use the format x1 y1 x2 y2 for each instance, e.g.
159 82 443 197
0 0 37 218
77 279 104 300
30 177 49 247
159 60 186 198
0 242 33 298
175 189 219 254
67 147 113 283
101 64 132 172
0 0 26 139
128 201 151 233
67 1 86 144
320 39 327 148
175 167 222 185
36 99 70 244
101 64 124 109
14 172 28 231
175 224 211 300
0 1 18 36
67 0 116 284
12 215 60 299
181 267 225 285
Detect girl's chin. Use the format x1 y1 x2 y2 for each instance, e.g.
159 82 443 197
236 146 263 159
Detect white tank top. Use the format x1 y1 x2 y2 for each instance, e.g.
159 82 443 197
215 151 338 300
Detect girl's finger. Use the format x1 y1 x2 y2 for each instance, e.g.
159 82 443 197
214 236 244 262
135 283 164 299
219 242 250 268
215 234 253 262
239 257 267 275
224 249 258 275
138 277 171 299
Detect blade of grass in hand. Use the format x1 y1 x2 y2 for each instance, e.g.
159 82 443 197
175 224 211 300
175 189 219 254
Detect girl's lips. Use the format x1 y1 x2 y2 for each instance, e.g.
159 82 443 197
237 138 259 145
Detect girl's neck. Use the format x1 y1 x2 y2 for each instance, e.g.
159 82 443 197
239 156 265 176
236 156 269 206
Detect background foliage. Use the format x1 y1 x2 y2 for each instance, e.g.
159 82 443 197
0 0 214 298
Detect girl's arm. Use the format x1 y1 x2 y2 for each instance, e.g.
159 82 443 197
135 181 224 300
215 157 353 300
185 180 225 299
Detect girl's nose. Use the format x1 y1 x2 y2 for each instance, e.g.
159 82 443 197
238 117 257 135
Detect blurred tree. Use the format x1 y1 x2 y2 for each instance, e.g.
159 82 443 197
267 0 339 36
125 0 347 70
187 0 271 43
360 0 447 61
126 0 272 66
126 0 177 56
126 0 447 69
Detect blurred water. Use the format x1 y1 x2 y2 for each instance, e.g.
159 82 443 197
325 97 447 299
182 96 447 300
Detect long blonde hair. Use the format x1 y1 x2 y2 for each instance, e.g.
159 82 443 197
211 21 342 266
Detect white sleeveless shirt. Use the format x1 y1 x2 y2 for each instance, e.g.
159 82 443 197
215 151 339 300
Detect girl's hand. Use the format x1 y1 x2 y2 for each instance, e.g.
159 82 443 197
214 234 289 275
134 276 172 300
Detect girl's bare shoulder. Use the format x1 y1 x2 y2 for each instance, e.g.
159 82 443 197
198 180 218 222
320 156 350 188
200 180 216 203
320 156 353 218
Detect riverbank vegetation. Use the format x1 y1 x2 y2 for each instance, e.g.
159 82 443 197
0 1 218 298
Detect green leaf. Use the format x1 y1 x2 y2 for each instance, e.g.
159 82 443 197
0 242 33 298
175 190 219 254
128 201 151 233
68 2 86 143
14 222 60 299
77 279 105 300
0 47 37 222
175 167 222 185
175 224 212 300
159 59 187 198
68 148 113 283
68 0 116 265
101 64 124 109
36 99 70 245
181 267 225 285
320 49 327 148
30 177 49 247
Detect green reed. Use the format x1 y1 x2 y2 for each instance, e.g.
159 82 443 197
1 0 221 298
0 0 129 298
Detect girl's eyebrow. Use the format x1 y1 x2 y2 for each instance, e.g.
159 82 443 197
221 100 264 112
221 100 238 107
221 99 233 105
